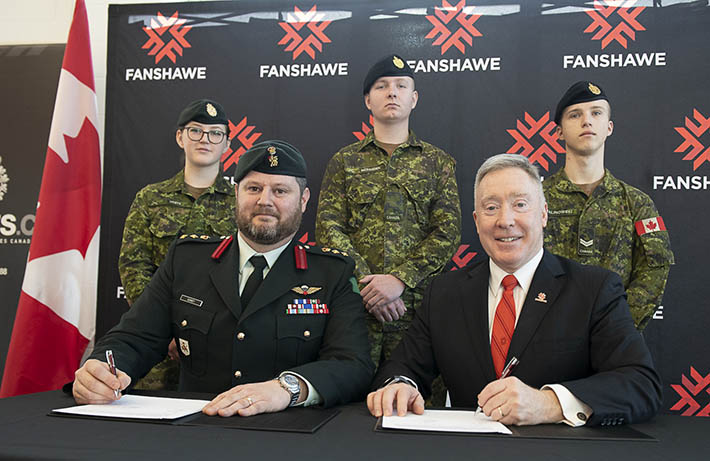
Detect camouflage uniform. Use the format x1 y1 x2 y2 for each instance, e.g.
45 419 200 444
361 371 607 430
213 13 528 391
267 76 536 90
543 168 674 329
118 170 236 389
316 130 461 366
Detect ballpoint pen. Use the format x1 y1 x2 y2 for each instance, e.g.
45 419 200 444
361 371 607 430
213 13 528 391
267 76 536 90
475 356 520 415
105 350 120 398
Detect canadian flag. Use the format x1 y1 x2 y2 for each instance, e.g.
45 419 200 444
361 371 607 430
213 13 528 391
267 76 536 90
635 216 667 236
0 0 101 397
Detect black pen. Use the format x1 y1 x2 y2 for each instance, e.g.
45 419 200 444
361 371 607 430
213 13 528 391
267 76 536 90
105 350 120 398
475 356 520 415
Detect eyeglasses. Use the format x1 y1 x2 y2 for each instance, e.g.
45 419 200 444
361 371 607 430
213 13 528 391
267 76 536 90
183 126 227 144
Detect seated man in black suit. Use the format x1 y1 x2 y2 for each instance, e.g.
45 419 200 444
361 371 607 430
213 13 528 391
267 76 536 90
73 141 374 417
367 153 661 426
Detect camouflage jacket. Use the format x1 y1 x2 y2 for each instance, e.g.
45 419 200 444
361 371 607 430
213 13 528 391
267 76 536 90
118 170 236 304
543 168 674 329
315 130 461 299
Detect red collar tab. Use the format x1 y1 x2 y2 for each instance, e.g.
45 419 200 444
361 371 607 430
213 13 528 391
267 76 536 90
295 245 308 270
211 235 234 260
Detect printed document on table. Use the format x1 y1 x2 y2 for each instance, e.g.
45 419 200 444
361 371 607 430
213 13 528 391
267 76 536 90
382 409 512 434
53 395 210 420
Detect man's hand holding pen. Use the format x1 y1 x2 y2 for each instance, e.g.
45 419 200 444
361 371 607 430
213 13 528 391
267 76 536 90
476 376 564 425
72 358 131 405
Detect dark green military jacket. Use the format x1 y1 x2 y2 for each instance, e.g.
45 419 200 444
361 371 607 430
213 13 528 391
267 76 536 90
315 130 461 319
92 236 374 406
118 170 236 304
543 169 674 329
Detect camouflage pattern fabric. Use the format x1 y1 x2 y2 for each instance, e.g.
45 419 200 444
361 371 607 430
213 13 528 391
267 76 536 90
543 168 674 330
316 130 461 366
118 170 236 390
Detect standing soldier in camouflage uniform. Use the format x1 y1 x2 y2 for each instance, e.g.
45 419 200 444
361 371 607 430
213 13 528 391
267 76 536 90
316 54 462 370
118 99 237 389
544 81 674 330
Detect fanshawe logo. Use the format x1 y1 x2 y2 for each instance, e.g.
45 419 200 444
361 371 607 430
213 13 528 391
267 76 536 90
584 0 646 50
505 112 565 171
221 117 263 173
563 1 666 70
654 108 710 190
126 11 206 81
353 115 374 141
141 11 192 64
449 245 476 271
278 5 332 60
0 155 8 201
670 367 710 416
425 0 482 55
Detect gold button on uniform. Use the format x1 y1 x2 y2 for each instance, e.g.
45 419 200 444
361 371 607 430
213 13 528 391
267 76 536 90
237 332 245 340
181 320 188 327
303 330 311 338
234 370 242 378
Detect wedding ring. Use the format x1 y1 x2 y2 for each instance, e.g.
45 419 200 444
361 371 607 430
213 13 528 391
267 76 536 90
246 397 254 406
498 407 504 418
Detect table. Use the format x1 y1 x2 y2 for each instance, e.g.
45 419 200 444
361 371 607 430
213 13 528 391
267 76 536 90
0 390 707 460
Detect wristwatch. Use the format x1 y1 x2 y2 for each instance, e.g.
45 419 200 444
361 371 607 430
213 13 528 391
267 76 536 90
278 373 301 407
382 375 418 390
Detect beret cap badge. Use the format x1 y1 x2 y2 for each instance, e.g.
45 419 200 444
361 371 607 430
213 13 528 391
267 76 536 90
392 56 405 69
267 146 279 167
206 103 218 117
588 83 601 95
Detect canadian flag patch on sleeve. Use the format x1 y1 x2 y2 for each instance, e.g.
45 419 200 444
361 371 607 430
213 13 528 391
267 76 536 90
635 216 667 236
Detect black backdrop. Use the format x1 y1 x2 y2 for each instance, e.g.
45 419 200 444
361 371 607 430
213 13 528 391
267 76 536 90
99 0 710 416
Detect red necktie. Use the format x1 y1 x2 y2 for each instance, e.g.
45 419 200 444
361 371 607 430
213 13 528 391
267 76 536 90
491 275 518 378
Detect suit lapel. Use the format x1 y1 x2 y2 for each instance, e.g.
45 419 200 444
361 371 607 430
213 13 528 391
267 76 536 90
508 251 565 361
239 241 299 322
209 239 242 320
461 260 498 383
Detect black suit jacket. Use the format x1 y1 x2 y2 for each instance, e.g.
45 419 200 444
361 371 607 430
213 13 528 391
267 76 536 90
92 236 374 407
374 251 662 425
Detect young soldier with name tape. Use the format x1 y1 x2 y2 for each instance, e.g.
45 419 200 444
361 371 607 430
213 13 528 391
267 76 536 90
543 81 674 330
73 141 374 416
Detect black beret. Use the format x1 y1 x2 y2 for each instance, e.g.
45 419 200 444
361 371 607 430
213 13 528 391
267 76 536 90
176 99 229 127
554 81 609 124
363 54 414 94
234 140 307 183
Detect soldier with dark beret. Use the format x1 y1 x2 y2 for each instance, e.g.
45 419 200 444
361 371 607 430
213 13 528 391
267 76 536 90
118 99 236 390
316 54 462 389
544 81 674 329
74 141 374 416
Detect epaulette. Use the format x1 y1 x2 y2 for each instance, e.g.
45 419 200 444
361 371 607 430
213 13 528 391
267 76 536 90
176 234 233 258
294 243 351 270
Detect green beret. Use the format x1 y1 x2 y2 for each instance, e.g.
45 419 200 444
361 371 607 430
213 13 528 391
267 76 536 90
234 140 307 183
176 99 229 127
363 54 414 94
554 81 609 124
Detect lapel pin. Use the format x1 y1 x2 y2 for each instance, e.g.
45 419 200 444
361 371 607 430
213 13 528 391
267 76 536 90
534 292 547 303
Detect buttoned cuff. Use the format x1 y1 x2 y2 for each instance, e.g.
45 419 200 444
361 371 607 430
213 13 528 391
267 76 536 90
286 371 322 407
542 384 593 427
382 375 418 391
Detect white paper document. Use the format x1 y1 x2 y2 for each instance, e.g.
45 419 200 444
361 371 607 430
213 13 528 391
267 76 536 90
52 395 210 420
382 409 512 435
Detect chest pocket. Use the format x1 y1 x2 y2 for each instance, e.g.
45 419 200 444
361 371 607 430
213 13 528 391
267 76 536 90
402 178 435 226
345 168 385 229
172 306 215 376
276 315 327 367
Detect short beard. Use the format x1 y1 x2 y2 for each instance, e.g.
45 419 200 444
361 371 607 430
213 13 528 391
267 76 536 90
236 204 302 245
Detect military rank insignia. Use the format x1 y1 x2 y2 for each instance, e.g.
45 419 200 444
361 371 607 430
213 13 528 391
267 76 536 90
268 145 278 167
287 299 329 314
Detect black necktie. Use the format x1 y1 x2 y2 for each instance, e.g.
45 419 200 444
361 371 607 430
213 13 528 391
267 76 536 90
241 255 267 307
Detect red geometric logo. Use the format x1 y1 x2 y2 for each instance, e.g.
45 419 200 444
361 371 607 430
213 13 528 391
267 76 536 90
449 245 477 271
298 233 317 246
353 115 374 141
426 0 482 55
141 11 192 64
584 0 646 50
221 117 263 171
506 112 565 171
674 108 710 171
670 367 710 416
278 5 332 60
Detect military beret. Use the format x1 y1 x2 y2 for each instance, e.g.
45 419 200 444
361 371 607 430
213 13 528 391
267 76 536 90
234 140 307 183
176 99 229 127
554 81 609 124
363 54 414 94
